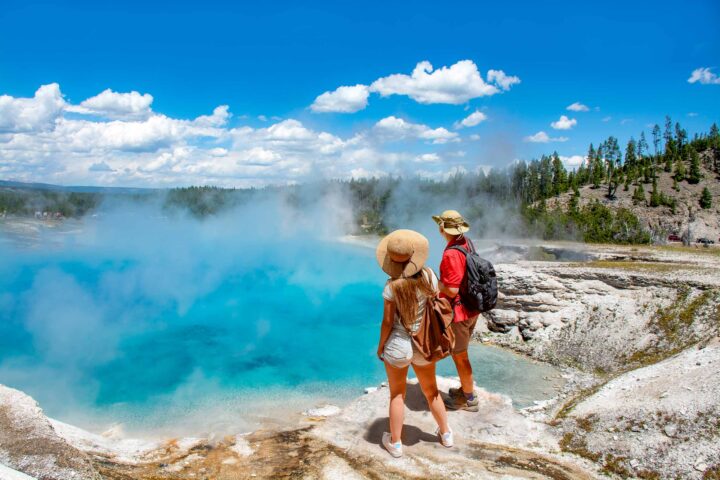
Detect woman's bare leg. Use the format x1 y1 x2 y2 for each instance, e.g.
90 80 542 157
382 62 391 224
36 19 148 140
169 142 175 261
412 362 450 434
384 361 409 443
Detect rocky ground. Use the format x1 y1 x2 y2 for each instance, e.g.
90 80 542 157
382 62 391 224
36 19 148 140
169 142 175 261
483 242 720 479
1 242 719 479
0 386 100 480
1 379 599 480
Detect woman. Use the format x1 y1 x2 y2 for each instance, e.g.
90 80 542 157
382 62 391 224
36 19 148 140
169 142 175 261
375 229 453 458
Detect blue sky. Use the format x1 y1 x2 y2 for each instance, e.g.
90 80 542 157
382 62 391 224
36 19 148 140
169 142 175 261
1 0 718 187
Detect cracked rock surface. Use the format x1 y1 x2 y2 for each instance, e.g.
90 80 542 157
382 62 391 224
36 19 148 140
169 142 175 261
0 384 101 480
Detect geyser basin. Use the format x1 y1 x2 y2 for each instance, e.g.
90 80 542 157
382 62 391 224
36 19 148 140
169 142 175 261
0 211 562 438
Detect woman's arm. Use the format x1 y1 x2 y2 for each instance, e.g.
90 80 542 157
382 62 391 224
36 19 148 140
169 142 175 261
377 300 395 360
438 280 459 298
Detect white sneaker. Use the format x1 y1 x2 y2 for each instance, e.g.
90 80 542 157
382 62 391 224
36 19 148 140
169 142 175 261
382 432 403 458
436 427 454 448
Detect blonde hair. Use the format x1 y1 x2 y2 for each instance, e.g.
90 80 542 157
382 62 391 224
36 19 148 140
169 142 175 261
389 266 436 331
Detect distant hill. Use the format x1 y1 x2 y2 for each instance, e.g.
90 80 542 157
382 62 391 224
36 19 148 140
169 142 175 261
0 179 157 194
0 180 160 218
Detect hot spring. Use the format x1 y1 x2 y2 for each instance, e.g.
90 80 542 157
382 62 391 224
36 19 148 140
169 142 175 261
0 202 563 438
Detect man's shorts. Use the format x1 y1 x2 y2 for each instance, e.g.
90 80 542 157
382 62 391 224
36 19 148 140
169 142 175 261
451 314 479 354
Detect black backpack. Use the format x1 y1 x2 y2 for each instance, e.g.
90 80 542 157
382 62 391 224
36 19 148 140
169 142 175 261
448 239 498 313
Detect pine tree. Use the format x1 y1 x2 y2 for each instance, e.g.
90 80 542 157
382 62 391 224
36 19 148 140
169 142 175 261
700 187 712 209
664 140 675 172
568 189 580 215
551 152 568 196
576 160 587 186
607 163 619 199
625 138 637 183
625 138 637 166
538 197 548 213
590 144 604 188
688 148 702 184
580 144 595 186
664 116 673 146
650 177 661 207
675 122 687 155
710 123 720 149
638 131 648 159
652 124 661 158
606 136 621 168
632 183 646 204
673 155 686 182
643 165 652 184
539 155 553 199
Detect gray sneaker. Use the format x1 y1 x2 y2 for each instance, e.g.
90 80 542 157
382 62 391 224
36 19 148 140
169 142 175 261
444 392 479 412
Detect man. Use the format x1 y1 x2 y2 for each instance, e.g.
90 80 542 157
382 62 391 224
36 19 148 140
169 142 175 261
432 210 479 412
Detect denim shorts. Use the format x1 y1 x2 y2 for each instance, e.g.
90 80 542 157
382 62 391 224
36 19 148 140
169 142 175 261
382 328 431 368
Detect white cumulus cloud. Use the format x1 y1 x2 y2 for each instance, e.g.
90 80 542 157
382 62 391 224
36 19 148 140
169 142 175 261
370 60 515 104
0 83 477 187
566 102 589 112
310 60 519 112
373 116 458 144
454 110 487 129
688 67 720 85
415 165 468 181
194 105 231 127
560 155 586 168
486 69 521 91
67 89 154 119
523 131 568 143
415 153 441 163
550 115 577 130
310 84 370 113
0 83 66 133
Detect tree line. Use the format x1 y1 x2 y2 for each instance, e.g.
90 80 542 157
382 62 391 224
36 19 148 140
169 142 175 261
514 119 718 207
2 120 717 244
0 189 101 218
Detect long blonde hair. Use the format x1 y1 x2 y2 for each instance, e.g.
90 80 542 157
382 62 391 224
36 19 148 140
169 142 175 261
390 266 436 331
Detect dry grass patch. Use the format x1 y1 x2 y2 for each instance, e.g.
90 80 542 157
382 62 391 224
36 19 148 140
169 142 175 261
651 244 720 258
576 260 700 273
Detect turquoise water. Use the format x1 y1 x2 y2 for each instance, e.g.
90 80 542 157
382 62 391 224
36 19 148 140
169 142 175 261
0 214 561 437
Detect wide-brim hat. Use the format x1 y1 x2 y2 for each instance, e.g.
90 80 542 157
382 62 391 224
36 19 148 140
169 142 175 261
376 229 429 279
432 209 470 235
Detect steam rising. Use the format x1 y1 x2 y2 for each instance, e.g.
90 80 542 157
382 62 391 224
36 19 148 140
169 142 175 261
0 188 383 436
0 181 543 437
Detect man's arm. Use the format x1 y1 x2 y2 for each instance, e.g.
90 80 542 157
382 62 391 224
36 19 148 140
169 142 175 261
439 249 462 298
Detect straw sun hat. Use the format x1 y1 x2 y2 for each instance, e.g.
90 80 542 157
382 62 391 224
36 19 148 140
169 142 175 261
432 209 470 235
376 229 429 279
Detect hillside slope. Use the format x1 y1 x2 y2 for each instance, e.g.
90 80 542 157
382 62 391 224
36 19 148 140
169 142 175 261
547 155 720 242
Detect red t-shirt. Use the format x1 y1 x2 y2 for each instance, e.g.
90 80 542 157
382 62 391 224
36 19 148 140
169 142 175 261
439 236 475 322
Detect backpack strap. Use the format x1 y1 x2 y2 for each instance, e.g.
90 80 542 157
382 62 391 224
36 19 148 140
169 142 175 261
442 246 467 308
466 237 477 254
446 236 475 256
448 245 468 256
